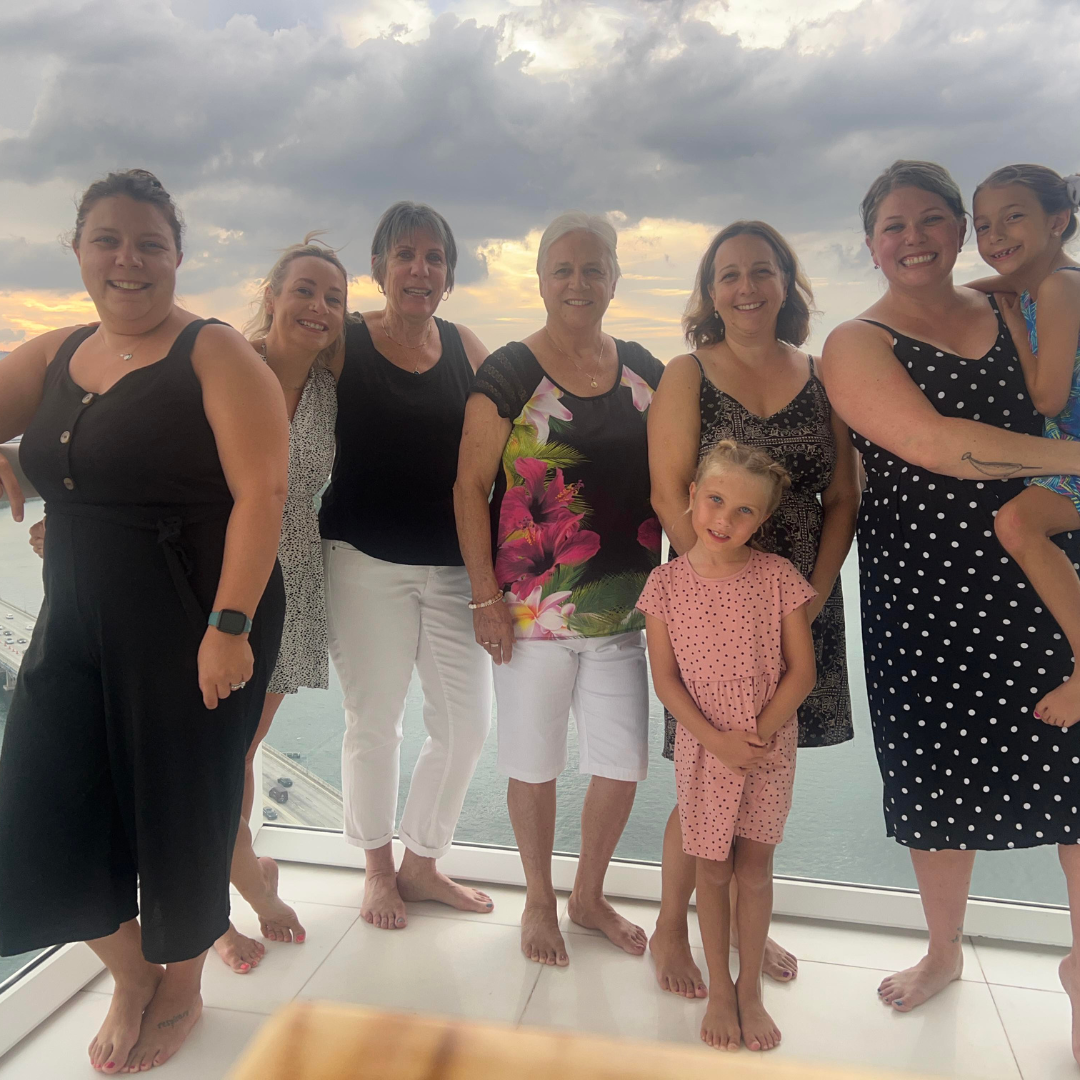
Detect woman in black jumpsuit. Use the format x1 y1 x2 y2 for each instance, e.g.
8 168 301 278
0 171 287 1072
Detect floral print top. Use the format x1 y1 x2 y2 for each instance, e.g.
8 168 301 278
474 339 665 640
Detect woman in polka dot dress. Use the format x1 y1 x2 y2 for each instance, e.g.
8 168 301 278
638 442 817 1053
822 161 1080 1041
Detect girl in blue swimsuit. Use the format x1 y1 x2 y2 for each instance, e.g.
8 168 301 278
972 164 1080 727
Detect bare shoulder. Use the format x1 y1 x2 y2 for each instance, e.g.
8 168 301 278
657 352 702 388
191 323 277 394
14 324 92 367
1042 266 1080 304
823 317 892 355
454 322 490 372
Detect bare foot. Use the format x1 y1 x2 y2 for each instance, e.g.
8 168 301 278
568 893 647 956
251 857 307 943
213 924 264 973
87 967 163 1073
121 982 202 1073
361 870 407 930
1035 678 1080 729
1059 953 1080 1066
396 862 494 914
649 923 707 998
763 936 798 982
701 981 741 1051
737 982 781 1051
521 898 569 966
878 950 963 1012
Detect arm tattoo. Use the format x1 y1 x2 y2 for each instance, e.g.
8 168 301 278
961 451 1040 478
157 1010 190 1030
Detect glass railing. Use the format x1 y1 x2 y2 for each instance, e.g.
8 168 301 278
0 493 51 987
0 490 1066 939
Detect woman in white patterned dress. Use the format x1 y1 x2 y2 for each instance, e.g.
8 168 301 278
213 236 346 973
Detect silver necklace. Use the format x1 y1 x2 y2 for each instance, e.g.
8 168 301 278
545 328 605 388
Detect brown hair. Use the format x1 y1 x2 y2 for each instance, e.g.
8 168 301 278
72 169 184 253
244 232 351 368
974 163 1079 243
694 440 791 516
683 221 814 349
860 160 966 237
371 201 458 293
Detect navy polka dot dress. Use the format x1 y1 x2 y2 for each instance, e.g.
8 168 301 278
854 297 1080 851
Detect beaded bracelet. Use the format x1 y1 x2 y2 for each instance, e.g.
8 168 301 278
468 591 505 610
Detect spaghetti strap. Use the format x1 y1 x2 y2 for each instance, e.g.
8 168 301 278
690 353 706 375
857 318 897 335
807 353 816 377
1052 266 1080 276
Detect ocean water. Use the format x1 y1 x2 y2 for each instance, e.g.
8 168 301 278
0 499 1068 920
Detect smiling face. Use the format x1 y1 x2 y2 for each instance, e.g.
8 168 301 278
538 229 617 330
866 186 965 287
379 230 448 321
266 255 346 354
689 466 773 554
973 182 1070 277
708 233 787 339
74 194 181 328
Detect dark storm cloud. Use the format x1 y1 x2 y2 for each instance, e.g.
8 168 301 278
0 0 1076 292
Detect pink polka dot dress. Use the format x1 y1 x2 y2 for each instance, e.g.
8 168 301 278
637 550 815 862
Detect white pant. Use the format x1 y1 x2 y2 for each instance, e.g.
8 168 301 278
494 631 650 784
324 542 492 859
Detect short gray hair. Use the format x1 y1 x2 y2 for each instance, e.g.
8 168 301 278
536 211 621 281
371 201 458 292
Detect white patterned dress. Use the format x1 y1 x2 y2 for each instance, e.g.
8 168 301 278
268 365 338 694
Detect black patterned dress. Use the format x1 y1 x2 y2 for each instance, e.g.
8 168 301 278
854 298 1080 851
663 355 853 758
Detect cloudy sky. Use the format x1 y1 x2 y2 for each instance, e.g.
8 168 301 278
0 0 1076 359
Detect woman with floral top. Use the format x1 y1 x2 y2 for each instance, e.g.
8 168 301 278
454 211 664 969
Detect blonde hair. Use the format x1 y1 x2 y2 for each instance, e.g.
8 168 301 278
245 232 350 366
683 221 814 349
694 440 791 516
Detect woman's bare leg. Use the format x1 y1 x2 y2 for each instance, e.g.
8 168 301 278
1056 844 1080 1066
86 920 163 1073
122 951 207 1073
215 692 305 972
995 487 1080 726
732 839 781 1051
878 848 973 1011
651 806 706 997
695 854 740 1051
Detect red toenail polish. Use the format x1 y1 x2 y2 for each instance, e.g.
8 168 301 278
1035 711 1042 719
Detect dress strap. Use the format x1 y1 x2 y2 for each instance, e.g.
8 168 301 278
807 353 816 377
1052 266 1080 276
163 317 227 363
857 319 897 335
690 353 706 375
51 325 98 374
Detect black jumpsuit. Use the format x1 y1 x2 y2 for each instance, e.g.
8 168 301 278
0 320 285 964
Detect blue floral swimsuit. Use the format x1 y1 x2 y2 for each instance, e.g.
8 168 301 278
1022 265 1080 514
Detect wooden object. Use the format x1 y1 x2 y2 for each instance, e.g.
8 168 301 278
228 1002 917 1080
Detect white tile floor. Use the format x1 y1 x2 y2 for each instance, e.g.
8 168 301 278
0 861 1076 1079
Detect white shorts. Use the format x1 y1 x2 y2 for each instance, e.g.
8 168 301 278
494 631 649 784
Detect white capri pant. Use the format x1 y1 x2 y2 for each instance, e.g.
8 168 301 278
494 631 649 784
324 542 492 859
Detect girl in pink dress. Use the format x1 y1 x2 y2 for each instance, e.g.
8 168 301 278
638 441 817 1054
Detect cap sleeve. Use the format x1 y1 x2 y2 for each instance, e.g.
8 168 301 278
636 565 671 623
473 343 543 422
777 557 817 617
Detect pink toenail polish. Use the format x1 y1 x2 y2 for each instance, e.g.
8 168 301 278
240 963 250 970
297 934 306 942
1035 711 1042 719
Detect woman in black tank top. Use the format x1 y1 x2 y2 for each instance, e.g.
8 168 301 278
0 171 287 1072
319 202 495 928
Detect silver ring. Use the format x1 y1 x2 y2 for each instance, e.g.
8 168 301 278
230 682 246 691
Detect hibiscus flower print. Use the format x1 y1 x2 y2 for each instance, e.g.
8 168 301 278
637 516 662 555
521 377 573 443
498 456 582 543
506 585 576 639
495 514 601 596
620 366 655 412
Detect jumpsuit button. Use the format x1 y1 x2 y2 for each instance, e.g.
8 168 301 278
60 431 71 444
63 477 75 490
81 393 94 405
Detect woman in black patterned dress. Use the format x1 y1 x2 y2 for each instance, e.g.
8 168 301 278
649 221 860 1000
822 161 1080 1043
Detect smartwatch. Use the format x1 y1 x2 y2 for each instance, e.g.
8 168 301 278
208 609 253 635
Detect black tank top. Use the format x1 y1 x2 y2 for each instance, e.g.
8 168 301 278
21 319 233 514
319 316 474 566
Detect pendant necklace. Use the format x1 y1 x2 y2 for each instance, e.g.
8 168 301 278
545 328 605 388
384 317 433 374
